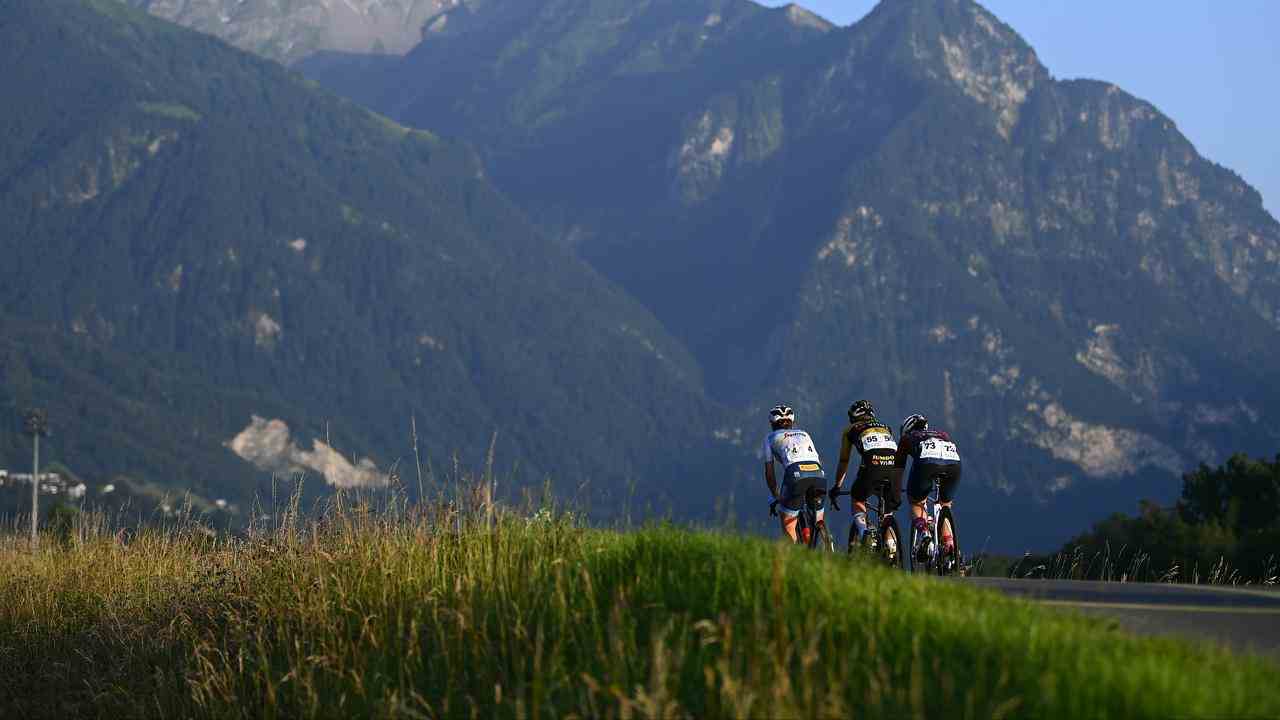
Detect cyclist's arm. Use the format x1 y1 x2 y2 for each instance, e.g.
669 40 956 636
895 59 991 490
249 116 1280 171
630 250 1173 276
833 429 853 490
893 435 913 469
760 437 780 499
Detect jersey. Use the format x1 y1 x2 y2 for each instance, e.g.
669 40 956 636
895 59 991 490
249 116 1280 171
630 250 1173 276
838 419 899 469
895 429 961 468
761 428 823 472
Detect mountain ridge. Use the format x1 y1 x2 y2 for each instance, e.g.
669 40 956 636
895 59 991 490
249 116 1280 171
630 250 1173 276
299 0 1280 546
2 0 1275 547
124 0 457 63
0 0 722 515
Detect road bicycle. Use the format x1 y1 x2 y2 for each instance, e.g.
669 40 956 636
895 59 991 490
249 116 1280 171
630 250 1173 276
771 475 835 551
831 478 902 568
909 475 963 576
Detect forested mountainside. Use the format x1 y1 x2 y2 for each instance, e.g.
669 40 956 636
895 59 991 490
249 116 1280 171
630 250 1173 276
124 0 456 63
301 0 1280 546
2 0 1275 546
0 0 720 516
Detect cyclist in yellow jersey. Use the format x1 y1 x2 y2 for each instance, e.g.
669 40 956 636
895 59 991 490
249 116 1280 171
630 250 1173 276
828 400 904 546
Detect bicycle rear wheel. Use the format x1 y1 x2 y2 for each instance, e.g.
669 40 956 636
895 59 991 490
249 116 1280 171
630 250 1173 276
909 520 932 573
937 507 961 576
813 519 835 552
880 517 903 569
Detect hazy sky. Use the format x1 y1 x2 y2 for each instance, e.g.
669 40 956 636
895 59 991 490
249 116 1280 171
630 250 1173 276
762 0 1279 216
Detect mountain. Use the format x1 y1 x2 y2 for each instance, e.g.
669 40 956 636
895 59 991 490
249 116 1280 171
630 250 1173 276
0 0 721 515
302 0 1280 547
124 0 454 64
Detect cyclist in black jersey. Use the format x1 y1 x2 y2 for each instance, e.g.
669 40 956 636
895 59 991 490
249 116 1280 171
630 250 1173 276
828 400 903 545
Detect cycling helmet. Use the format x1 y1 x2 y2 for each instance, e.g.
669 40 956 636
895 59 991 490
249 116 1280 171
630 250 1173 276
900 413 928 437
769 404 795 428
848 399 875 423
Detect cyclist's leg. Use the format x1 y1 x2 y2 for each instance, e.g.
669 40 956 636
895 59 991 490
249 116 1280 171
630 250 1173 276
906 463 934 547
808 474 829 525
937 462 961 508
906 463 933 515
850 465 873 508
882 468 904 536
849 466 873 541
887 468 905 514
779 511 800 542
778 473 803 542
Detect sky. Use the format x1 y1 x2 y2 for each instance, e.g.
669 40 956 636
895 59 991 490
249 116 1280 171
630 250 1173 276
762 0 1280 216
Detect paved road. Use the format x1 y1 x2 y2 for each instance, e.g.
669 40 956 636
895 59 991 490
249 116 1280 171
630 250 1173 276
965 578 1280 658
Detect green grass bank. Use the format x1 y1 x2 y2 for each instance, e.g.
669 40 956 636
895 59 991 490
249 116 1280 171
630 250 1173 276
1 507 1277 719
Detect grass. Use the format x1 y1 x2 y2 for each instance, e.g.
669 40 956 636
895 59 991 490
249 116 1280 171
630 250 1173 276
978 545 1280 586
1 498 1278 719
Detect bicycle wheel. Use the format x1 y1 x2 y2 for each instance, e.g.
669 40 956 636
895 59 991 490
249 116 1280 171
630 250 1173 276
817 520 836 552
937 507 961 576
881 517 903 569
909 520 932 573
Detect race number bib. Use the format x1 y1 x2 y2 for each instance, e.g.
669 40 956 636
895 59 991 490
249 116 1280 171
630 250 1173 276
859 429 897 453
919 438 960 462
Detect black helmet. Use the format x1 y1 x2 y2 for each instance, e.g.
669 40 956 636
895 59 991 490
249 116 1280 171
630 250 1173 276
848 399 875 423
900 413 928 437
769 404 795 428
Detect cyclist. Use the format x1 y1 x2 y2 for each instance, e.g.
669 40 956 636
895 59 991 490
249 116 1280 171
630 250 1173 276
895 413 961 560
761 404 828 543
828 400 902 546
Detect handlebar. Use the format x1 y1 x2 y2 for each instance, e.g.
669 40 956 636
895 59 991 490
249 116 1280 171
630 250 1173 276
829 485 902 513
829 488 847 511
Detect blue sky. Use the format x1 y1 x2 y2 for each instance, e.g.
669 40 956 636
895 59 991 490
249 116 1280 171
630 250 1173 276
762 0 1279 216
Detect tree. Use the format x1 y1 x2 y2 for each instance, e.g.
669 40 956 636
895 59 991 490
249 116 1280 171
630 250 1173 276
1052 453 1280 583
1180 454 1280 535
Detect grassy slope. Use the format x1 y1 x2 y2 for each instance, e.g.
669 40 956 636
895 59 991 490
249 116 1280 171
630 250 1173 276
1 511 1277 719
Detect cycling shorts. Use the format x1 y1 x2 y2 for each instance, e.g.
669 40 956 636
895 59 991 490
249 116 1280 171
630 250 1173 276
907 461 961 504
849 464 903 511
779 463 827 516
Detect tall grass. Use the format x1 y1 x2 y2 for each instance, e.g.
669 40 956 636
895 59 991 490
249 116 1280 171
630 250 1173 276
1 495 1278 719
990 543 1280 586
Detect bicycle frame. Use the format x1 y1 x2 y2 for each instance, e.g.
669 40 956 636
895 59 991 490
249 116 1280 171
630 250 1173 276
913 477 960 575
793 488 833 551
835 480 902 566
921 479 944 570
870 481 897 538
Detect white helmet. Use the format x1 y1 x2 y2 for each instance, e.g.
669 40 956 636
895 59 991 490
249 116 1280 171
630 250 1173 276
769 404 795 427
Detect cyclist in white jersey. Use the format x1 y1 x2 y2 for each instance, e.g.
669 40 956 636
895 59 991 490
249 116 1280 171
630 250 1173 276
761 404 828 543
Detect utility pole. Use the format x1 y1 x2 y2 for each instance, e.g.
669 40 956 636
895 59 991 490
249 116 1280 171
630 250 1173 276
24 409 49 550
